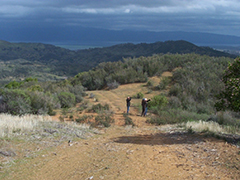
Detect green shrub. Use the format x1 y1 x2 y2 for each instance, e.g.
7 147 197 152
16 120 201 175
58 92 76 108
28 91 59 115
147 109 209 125
27 85 43 92
208 111 240 127
168 96 182 109
133 92 144 99
4 81 23 89
76 115 93 123
156 77 171 90
94 114 114 127
215 57 240 112
24 77 38 82
90 103 110 113
69 85 86 103
168 83 181 96
123 113 135 126
0 89 31 115
148 94 168 110
78 101 89 112
107 80 120 90
146 80 153 87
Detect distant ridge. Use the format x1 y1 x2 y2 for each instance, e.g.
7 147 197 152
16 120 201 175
1 26 240 46
0 40 236 80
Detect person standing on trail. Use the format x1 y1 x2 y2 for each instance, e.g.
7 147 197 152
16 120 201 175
126 96 131 114
141 98 151 117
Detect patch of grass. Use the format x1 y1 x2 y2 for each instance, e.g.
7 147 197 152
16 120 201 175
185 120 224 133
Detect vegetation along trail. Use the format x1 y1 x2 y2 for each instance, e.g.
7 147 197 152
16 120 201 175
2 77 240 180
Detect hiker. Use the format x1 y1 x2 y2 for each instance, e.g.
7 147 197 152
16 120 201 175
141 98 151 117
126 96 131 114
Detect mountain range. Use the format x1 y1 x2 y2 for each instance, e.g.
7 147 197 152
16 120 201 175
0 39 237 86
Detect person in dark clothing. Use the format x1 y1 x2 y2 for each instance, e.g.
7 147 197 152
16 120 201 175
141 98 151 117
126 97 131 114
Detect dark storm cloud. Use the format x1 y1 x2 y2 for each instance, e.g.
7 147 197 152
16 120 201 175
0 0 239 36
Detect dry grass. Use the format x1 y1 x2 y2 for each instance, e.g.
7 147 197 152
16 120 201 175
185 120 240 135
0 114 52 138
0 114 96 139
185 120 225 133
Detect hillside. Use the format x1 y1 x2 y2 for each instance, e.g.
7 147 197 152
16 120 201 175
0 40 236 86
1 76 239 180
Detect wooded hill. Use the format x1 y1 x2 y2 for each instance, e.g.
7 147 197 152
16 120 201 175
0 39 236 85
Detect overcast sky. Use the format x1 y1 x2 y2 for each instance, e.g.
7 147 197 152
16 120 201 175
0 0 240 38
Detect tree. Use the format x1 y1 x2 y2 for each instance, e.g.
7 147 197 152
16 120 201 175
215 57 240 112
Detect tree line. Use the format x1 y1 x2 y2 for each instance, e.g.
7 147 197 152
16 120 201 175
1 53 239 128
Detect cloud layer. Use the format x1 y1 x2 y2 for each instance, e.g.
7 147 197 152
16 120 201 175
0 0 240 37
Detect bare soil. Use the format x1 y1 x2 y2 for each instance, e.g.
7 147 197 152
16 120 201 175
1 76 240 180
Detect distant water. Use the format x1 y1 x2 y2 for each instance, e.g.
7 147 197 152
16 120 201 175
9 40 240 51
10 40 125 50
52 41 147 50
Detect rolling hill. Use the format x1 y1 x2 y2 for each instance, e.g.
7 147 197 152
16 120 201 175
0 39 236 85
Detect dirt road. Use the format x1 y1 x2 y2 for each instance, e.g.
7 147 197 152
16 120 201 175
3 77 240 180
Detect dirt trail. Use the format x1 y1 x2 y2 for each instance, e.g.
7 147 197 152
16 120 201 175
4 77 240 180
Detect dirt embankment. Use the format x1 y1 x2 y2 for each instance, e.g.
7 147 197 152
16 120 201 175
2 76 240 180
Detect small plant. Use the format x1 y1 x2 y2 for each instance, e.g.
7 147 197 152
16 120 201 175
133 92 144 99
90 103 110 113
146 80 153 87
78 101 89 112
76 115 92 123
94 114 114 127
123 113 135 126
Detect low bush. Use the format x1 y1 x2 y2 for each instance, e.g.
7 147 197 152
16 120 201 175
146 80 153 87
28 91 59 115
90 103 110 113
107 80 120 90
57 92 76 108
76 115 93 124
123 113 135 126
148 94 168 110
132 92 144 99
94 114 114 127
0 89 31 115
147 109 209 125
156 77 171 90
208 111 240 127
